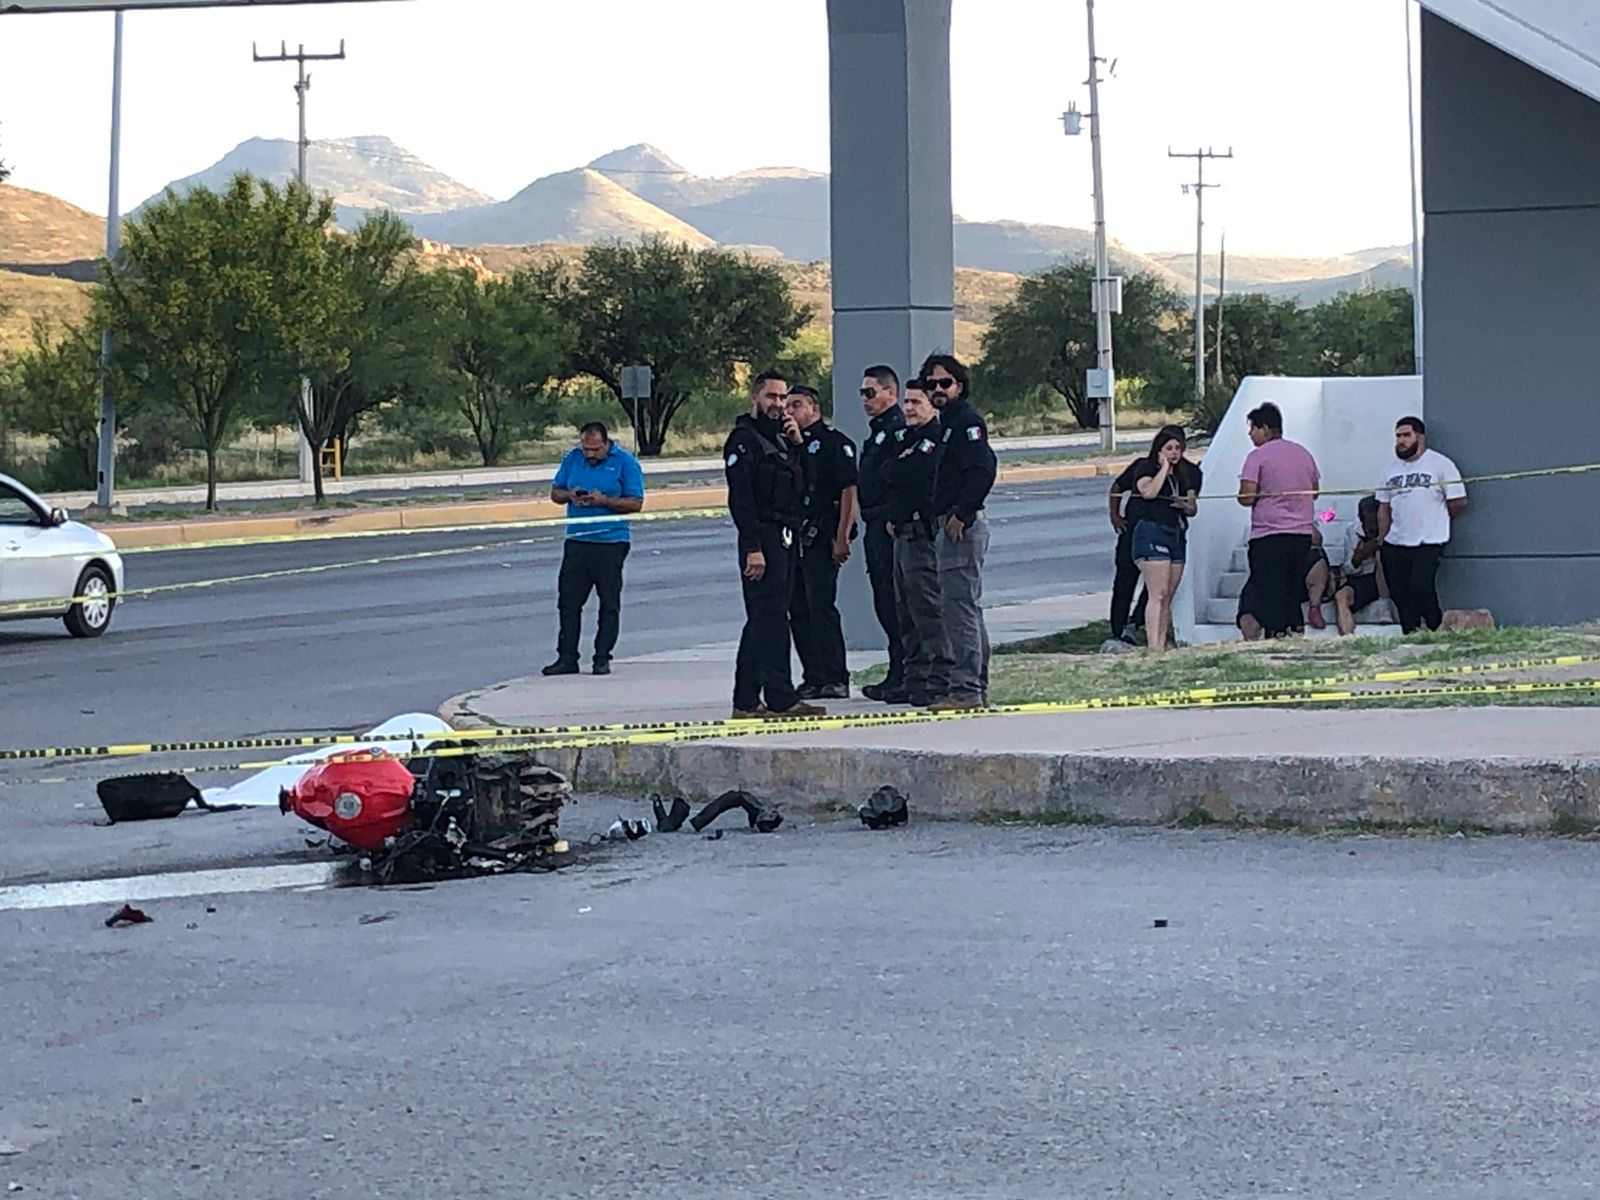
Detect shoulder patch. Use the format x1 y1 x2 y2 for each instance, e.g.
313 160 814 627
942 428 953 443
807 440 821 454
920 439 936 454
726 452 740 468
966 425 984 442
842 443 854 458
874 431 886 445
894 429 907 443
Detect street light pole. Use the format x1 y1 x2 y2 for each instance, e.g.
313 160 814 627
93 7 124 513
1084 0 1114 451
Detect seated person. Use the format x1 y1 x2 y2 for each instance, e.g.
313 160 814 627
1238 528 1334 640
1235 524 1337 640
1333 495 1389 636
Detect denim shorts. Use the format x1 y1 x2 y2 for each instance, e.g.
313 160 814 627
1131 519 1187 565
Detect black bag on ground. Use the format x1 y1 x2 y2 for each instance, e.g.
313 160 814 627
97 773 202 823
859 786 909 830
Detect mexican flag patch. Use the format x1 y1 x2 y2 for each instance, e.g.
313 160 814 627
966 426 984 441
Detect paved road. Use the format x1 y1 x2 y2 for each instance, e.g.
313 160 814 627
5 820 1599 1199
1 478 1116 750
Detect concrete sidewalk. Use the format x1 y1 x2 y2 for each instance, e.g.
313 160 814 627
54 429 1153 512
440 592 1600 833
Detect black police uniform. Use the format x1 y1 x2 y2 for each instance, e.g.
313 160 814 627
885 416 951 705
932 395 998 704
724 412 806 714
856 404 908 695
790 418 859 694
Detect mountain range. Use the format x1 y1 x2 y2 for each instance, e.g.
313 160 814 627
130 137 1412 300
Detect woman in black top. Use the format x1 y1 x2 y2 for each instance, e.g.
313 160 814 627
1128 424 1202 653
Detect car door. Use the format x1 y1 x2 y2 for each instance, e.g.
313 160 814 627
0 482 67 610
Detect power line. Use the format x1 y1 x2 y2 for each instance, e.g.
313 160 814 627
252 39 346 487
1168 145 1232 403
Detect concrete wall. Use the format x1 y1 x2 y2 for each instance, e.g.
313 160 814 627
1421 13 1600 624
1174 375 1424 644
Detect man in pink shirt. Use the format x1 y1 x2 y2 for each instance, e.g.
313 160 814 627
1236 402 1320 637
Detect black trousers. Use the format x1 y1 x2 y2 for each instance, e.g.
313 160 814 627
556 540 629 664
790 539 848 688
734 525 800 712
1381 542 1446 633
1110 528 1150 635
863 521 905 686
1247 533 1312 638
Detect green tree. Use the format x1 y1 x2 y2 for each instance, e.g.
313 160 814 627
288 210 435 498
1308 287 1415 377
433 269 573 467
99 175 345 509
549 240 809 455
1186 293 1314 434
6 319 104 488
975 260 1186 429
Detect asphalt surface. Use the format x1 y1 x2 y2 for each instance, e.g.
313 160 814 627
5 819 1600 1199
0 477 1115 751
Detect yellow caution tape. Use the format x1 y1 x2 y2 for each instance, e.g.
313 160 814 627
30 674 1597 785
3 650 1594 765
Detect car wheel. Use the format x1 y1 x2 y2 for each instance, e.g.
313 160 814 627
64 564 115 638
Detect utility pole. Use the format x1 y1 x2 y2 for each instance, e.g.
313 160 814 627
92 8 124 513
1062 2 1118 450
1214 230 1226 386
1169 146 1232 402
253 39 345 486
1084 0 1114 451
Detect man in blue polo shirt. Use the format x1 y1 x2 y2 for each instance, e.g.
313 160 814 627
543 421 646 676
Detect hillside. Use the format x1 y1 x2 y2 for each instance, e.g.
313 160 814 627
1150 245 1414 295
0 183 105 266
138 135 494 217
409 168 715 248
0 270 94 353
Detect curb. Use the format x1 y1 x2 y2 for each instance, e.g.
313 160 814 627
436 697 1600 833
94 462 1120 551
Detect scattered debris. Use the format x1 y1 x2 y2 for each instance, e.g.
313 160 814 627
578 906 592 914
606 818 651 842
1153 918 1169 929
651 795 692 833
358 912 396 926
104 904 152 928
859 786 910 831
690 790 783 833
704 831 724 841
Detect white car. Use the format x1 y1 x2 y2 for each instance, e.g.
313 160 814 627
0 473 125 638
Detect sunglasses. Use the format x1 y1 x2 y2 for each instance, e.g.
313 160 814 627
928 377 957 391
859 386 879 399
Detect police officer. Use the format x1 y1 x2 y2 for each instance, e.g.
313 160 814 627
784 384 859 701
923 353 996 711
855 364 907 703
885 379 951 707
724 371 826 720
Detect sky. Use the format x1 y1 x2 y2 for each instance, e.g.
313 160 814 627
0 0 1421 258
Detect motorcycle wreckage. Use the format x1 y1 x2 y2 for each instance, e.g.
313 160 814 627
280 743 570 881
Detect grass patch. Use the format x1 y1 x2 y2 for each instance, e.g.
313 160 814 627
975 622 1600 710
1550 813 1598 837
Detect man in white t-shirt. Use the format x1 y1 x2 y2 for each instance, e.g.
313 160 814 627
1376 416 1468 633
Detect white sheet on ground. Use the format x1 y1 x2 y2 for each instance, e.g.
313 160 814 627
202 712 455 809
